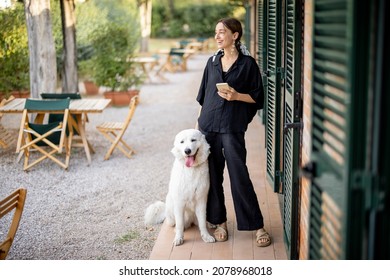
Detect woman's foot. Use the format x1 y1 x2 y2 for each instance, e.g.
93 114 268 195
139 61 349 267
213 222 228 242
256 228 271 247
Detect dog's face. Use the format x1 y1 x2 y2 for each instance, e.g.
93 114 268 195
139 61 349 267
171 129 210 168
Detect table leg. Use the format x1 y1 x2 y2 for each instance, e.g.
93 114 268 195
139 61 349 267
75 115 91 165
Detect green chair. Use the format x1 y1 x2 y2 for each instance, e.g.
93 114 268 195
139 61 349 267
40 92 91 152
16 99 73 171
40 92 81 123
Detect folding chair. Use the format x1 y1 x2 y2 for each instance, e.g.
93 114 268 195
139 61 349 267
0 188 27 260
16 99 73 171
40 93 92 152
96 95 138 160
156 48 185 74
0 96 15 149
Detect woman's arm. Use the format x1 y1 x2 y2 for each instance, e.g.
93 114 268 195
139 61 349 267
217 87 256 103
195 106 202 129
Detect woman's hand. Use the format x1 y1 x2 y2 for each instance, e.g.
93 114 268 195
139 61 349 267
217 86 239 101
217 87 256 103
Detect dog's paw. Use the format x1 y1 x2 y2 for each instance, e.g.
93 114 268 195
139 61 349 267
173 236 184 246
207 222 217 229
201 233 216 243
166 217 175 227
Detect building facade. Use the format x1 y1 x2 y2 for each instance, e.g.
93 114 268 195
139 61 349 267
246 0 389 259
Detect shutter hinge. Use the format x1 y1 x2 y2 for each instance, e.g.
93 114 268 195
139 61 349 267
265 67 285 78
277 67 285 79
284 122 302 133
276 170 284 183
294 90 302 119
284 91 303 133
352 171 384 211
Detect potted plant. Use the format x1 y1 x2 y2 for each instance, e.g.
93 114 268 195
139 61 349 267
89 23 143 106
78 57 100 95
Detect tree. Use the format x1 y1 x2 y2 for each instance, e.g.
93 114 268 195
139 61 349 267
60 0 78 93
24 0 57 98
138 0 152 53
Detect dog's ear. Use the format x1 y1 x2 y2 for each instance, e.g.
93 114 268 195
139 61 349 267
195 134 210 165
171 146 181 158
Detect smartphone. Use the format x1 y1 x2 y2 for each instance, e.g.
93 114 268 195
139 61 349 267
216 83 230 91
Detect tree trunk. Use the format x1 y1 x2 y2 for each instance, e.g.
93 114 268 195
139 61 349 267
139 0 152 53
167 0 175 18
60 0 78 93
24 0 57 98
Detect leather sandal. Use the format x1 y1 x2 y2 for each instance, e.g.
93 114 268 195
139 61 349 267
256 228 271 247
213 223 228 242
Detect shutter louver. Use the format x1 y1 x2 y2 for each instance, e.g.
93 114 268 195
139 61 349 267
309 0 348 260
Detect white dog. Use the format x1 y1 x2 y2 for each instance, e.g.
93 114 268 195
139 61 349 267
144 129 215 246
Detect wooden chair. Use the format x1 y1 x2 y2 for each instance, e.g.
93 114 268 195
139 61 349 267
156 48 186 74
0 188 27 260
16 99 73 171
96 95 138 160
40 93 93 153
0 96 15 149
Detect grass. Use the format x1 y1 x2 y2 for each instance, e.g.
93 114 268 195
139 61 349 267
136 37 216 55
114 230 140 244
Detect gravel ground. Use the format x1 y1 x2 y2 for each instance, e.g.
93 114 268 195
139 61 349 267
0 53 209 260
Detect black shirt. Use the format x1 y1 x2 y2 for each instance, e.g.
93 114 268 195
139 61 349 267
196 52 264 133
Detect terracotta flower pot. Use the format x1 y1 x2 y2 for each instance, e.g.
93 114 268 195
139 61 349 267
83 81 100 95
103 90 140 106
11 90 30 98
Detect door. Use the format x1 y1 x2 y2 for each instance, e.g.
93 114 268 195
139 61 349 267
257 0 267 124
265 0 283 193
281 0 302 260
307 0 373 259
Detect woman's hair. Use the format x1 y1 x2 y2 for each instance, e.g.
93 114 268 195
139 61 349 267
217 18 243 52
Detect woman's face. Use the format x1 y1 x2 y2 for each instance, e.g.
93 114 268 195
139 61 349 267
214 22 237 50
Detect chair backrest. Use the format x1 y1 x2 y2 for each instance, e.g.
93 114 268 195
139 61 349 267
17 99 71 150
169 47 185 57
24 98 70 111
0 96 16 148
0 188 27 260
122 95 139 130
40 93 81 100
40 93 80 124
0 96 15 115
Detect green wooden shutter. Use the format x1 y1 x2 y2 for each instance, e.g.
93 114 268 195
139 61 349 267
258 0 267 73
309 0 374 259
373 0 390 257
355 0 389 259
258 0 268 123
282 0 302 260
265 0 283 192
309 0 351 260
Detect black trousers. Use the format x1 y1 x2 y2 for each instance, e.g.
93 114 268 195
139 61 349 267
202 131 264 231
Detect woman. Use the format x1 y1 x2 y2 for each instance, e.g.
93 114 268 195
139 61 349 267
196 18 271 247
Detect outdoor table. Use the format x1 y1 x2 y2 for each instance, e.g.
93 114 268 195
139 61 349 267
0 98 111 165
131 56 159 82
156 49 196 74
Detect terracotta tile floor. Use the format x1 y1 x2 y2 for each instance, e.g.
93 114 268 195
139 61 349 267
149 117 288 260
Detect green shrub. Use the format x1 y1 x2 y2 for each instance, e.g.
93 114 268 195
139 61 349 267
151 3 234 38
0 3 29 95
90 23 142 91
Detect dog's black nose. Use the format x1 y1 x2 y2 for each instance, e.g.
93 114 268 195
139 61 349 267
184 148 191 155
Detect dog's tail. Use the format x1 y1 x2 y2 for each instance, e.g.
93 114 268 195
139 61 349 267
144 201 166 226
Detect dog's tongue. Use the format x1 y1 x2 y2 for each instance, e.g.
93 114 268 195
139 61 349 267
185 156 195 167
